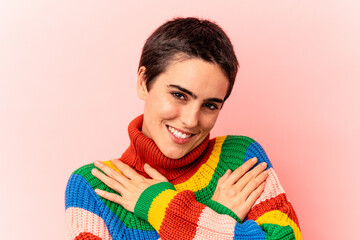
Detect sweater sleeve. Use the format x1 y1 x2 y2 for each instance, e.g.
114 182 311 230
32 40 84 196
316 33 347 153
134 182 268 239
133 140 302 240
243 141 301 239
65 172 112 240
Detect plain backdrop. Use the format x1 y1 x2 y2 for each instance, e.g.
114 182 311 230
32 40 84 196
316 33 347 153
1 1 359 239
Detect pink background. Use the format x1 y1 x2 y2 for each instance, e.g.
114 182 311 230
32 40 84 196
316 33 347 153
1 1 359 239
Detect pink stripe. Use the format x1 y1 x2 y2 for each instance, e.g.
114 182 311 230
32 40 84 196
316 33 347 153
66 207 112 240
254 168 285 206
193 207 236 240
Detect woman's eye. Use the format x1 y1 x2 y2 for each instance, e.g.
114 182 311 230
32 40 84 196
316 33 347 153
203 103 218 111
171 92 186 100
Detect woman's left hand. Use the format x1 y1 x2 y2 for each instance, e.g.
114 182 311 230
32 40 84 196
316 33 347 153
91 159 169 213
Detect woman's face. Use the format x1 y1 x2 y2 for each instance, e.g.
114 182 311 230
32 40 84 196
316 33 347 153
137 58 229 159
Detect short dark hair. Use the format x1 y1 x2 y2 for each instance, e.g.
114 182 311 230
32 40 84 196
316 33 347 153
138 17 239 101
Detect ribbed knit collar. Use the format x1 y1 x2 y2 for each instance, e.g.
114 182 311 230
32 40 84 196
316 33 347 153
120 115 210 181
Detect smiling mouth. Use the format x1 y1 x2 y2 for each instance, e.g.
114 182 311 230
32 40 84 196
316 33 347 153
166 125 194 139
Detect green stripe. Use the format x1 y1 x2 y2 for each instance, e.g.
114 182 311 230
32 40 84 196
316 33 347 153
203 199 242 223
134 182 176 221
194 136 255 202
260 223 295 240
218 135 255 170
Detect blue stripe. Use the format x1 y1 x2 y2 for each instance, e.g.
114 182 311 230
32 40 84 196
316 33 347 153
244 141 272 169
233 220 266 239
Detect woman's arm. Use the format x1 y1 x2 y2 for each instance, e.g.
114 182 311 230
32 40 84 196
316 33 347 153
133 181 267 239
65 163 162 240
241 141 301 239
93 149 302 240
92 160 266 239
65 169 112 240
132 174 300 239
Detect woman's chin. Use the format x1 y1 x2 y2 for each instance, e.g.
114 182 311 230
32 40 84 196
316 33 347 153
162 149 187 159
158 136 206 159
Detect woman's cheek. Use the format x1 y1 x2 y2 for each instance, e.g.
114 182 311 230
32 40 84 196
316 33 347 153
158 101 180 119
201 113 219 132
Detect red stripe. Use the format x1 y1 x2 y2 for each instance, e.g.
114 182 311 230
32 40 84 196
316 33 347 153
247 193 300 227
171 139 215 185
74 232 102 240
159 190 206 239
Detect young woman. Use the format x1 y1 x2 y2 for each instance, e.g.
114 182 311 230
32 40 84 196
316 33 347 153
65 17 302 240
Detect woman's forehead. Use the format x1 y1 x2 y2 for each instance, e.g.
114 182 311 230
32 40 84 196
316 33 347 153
155 58 229 99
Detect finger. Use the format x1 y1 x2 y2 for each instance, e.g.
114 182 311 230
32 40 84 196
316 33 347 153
111 159 143 181
94 160 130 185
223 157 258 186
233 162 267 190
94 188 125 205
217 169 232 185
144 163 168 181
240 170 268 198
245 182 266 205
237 182 266 217
92 168 126 194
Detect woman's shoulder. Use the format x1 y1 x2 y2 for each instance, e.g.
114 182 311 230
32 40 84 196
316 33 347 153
70 162 95 177
212 135 272 168
212 135 261 151
213 135 257 145
65 160 114 196
65 160 115 208
68 160 115 180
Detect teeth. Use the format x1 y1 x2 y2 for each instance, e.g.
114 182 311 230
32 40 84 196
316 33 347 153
167 126 192 139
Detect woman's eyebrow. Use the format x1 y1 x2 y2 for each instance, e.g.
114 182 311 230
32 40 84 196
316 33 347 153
168 84 198 99
168 84 224 103
206 98 224 104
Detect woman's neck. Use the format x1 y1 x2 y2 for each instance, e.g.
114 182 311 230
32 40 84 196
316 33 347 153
120 115 210 181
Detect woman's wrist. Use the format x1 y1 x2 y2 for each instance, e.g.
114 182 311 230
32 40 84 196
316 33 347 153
203 199 242 223
134 182 177 221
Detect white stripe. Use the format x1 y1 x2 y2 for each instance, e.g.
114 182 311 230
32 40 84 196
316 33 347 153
194 207 236 240
254 168 286 206
66 207 112 240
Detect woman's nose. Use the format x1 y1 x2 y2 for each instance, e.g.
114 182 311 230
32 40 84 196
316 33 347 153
180 105 200 129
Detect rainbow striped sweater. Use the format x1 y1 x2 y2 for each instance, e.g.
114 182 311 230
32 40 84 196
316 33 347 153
65 115 301 239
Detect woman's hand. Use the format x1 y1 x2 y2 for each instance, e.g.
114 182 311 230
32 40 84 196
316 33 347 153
211 157 268 222
91 159 168 213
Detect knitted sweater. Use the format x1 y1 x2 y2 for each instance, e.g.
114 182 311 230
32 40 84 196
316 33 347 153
65 115 301 240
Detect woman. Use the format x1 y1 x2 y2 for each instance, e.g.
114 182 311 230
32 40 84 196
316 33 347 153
65 17 301 239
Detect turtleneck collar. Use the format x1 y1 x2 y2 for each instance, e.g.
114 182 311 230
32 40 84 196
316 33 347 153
120 115 210 180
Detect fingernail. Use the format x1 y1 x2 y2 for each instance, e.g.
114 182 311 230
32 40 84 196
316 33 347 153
91 168 97 174
94 161 101 166
261 162 267 167
251 157 257 162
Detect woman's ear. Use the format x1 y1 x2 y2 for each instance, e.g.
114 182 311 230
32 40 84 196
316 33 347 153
137 66 148 100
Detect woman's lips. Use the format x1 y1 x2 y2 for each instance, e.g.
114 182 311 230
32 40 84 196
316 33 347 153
166 125 195 144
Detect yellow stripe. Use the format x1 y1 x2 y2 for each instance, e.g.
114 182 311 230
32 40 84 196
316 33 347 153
103 160 122 173
174 136 226 192
147 189 178 231
255 210 302 240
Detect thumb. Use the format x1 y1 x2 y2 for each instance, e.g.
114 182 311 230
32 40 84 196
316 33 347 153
144 163 168 181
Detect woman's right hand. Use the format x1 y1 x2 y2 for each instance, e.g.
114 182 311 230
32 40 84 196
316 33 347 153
211 157 268 222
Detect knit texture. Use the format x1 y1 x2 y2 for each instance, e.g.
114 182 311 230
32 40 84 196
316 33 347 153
65 115 302 240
